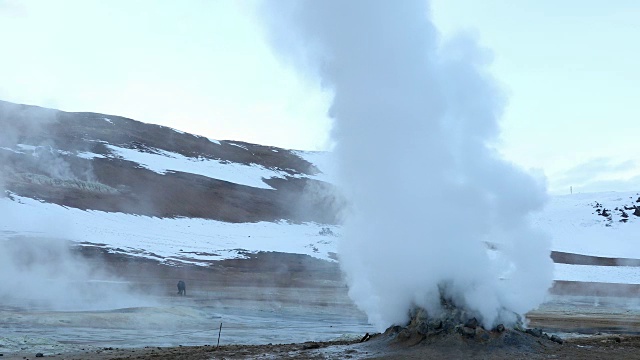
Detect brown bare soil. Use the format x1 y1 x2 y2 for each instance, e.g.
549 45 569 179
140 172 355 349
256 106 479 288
5 333 640 359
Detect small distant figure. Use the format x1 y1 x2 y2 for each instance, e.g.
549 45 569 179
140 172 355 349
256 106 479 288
177 280 186 296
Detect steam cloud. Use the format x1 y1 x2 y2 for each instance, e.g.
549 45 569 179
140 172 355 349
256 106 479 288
0 102 146 311
262 0 553 330
0 237 153 311
0 101 97 190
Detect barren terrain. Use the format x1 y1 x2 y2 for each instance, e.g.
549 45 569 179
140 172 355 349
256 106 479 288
2 248 640 359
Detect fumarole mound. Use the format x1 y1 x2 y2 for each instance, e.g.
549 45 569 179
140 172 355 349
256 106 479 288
380 294 564 351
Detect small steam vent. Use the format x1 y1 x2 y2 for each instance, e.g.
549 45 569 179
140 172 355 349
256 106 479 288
382 292 563 348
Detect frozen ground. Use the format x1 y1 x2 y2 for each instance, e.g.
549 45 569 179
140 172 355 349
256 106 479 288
532 191 640 259
0 194 339 264
2 190 640 284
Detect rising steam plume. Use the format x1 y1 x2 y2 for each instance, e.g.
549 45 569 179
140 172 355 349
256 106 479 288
261 0 553 330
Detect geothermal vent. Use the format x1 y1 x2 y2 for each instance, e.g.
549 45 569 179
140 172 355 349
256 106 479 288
380 292 563 349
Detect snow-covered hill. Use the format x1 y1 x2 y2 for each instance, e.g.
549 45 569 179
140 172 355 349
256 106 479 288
1 100 639 286
0 100 340 224
534 192 640 260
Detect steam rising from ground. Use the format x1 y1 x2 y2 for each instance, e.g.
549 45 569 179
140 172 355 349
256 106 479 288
0 102 149 311
262 0 553 330
0 238 154 311
0 101 96 189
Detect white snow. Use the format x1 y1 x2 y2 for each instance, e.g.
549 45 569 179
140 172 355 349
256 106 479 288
105 144 289 189
533 191 640 259
293 150 336 183
3 188 640 285
4 142 293 189
228 142 249 151
76 151 105 160
0 195 339 264
207 137 221 145
554 263 640 284
103 117 114 124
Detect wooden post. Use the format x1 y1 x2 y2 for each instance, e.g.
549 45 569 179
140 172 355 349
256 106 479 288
217 323 222 349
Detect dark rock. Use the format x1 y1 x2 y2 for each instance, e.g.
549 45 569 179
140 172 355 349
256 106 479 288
495 324 505 333
625 205 636 210
388 325 402 334
36 354 44 358
476 327 491 341
621 210 629 218
302 342 321 350
636 197 640 203
461 326 476 337
464 317 478 329
600 209 610 217
416 322 430 335
360 333 372 342
429 319 443 330
634 207 640 217
397 328 411 340
610 336 623 343
526 328 543 338
550 334 564 344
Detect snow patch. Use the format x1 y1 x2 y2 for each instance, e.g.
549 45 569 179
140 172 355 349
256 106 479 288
228 142 249 151
293 150 336 183
105 144 288 189
76 151 105 160
554 263 640 284
0 195 339 264
534 191 640 259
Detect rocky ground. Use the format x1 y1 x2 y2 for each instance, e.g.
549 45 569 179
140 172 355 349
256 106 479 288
4 332 640 359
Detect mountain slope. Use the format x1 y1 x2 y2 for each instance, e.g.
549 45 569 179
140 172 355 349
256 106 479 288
0 100 340 223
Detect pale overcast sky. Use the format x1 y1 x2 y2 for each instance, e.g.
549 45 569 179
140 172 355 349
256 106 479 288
0 0 638 194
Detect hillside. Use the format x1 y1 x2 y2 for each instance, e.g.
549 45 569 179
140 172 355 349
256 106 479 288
1 100 640 285
0 100 340 224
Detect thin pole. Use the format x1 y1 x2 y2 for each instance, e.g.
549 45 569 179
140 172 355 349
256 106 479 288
217 323 222 348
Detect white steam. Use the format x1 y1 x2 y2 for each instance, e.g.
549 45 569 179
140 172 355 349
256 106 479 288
262 0 553 330
0 103 150 312
0 237 154 311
